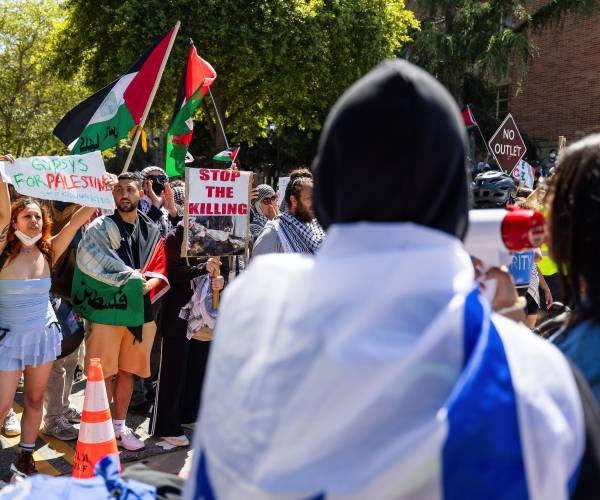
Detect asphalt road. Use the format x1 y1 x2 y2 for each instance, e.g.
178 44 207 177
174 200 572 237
0 376 193 483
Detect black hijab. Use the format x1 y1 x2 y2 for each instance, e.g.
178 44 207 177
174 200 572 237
312 59 470 240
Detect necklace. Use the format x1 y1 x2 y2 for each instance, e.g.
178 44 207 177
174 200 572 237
20 245 36 254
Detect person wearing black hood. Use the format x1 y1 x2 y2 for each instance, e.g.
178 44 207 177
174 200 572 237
184 60 600 500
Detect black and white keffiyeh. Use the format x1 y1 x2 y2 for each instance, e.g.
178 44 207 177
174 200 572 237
277 211 325 254
250 210 268 241
139 196 171 238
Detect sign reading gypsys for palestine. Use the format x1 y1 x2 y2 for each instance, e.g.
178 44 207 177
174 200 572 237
0 151 115 209
183 167 251 257
488 113 527 172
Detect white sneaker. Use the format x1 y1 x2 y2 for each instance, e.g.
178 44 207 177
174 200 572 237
115 425 145 451
162 435 189 447
3 409 21 437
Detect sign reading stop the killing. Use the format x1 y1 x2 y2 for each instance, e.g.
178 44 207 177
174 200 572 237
488 114 527 172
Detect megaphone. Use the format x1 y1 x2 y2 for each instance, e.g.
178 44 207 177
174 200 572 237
464 207 545 302
464 207 545 269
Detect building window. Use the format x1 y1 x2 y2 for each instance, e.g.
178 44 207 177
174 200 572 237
496 85 509 119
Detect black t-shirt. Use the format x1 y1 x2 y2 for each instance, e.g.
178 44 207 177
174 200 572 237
114 216 154 324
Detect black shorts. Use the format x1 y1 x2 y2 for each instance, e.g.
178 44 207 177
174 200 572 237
518 288 540 315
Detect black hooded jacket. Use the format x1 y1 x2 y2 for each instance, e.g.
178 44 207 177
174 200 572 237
312 59 470 240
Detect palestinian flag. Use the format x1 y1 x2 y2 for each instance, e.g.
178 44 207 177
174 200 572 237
213 146 239 162
72 215 170 328
165 45 217 176
54 26 178 154
461 106 478 129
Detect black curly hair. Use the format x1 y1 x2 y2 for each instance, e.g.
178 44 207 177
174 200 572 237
548 134 600 326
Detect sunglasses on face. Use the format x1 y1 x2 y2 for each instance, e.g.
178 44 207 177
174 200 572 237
149 175 168 183
261 195 279 205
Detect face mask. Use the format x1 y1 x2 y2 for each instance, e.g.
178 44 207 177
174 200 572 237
14 229 42 247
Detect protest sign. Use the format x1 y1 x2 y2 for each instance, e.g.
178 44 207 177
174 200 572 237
512 159 534 189
278 176 289 211
183 168 251 257
488 114 526 172
0 151 115 209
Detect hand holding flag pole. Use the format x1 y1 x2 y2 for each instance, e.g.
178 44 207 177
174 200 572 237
122 21 181 173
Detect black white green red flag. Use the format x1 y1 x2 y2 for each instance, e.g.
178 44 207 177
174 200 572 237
54 26 178 154
461 106 478 129
165 45 217 176
212 146 239 163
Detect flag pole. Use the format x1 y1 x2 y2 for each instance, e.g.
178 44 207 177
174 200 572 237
122 21 181 173
476 124 494 160
230 145 241 169
208 87 230 149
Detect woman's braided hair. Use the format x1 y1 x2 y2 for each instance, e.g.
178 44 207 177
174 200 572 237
548 134 600 326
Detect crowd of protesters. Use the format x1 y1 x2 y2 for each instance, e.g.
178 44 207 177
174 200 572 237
1 58 600 499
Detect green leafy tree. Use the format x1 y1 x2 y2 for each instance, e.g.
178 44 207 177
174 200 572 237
53 0 418 159
0 0 87 156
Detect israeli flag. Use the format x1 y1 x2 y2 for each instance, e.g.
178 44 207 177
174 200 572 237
184 224 587 500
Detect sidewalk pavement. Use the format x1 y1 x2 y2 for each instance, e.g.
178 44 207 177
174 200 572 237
0 376 193 481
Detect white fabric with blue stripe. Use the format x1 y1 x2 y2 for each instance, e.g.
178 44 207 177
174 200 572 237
184 223 584 500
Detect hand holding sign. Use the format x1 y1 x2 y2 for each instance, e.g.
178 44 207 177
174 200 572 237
0 152 115 210
0 154 15 164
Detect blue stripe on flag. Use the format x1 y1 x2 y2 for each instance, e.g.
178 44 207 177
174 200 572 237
442 290 529 500
463 287 483 366
191 451 216 500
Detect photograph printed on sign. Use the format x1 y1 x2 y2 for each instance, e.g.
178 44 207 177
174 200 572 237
183 167 251 257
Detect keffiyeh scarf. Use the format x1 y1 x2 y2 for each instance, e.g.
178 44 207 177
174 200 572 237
139 196 171 238
277 211 325 254
250 210 268 241
179 274 218 340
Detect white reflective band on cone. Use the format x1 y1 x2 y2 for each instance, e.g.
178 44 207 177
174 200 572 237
82 380 110 412
79 419 116 444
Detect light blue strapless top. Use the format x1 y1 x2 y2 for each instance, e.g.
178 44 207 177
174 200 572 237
0 278 61 369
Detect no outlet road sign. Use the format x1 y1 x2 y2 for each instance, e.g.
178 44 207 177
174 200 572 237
488 114 527 172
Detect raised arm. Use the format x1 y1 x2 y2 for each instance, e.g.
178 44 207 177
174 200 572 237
50 205 97 264
0 154 15 255
50 173 118 264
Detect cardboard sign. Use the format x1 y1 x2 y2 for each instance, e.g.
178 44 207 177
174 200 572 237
512 159 534 189
277 176 289 211
183 168 251 257
488 114 527 172
0 151 115 209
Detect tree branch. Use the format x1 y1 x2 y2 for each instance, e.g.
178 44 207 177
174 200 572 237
513 0 597 34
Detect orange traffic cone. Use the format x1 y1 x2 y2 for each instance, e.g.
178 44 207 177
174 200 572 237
72 357 120 478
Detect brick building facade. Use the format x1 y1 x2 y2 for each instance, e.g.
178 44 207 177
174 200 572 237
509 2 600 152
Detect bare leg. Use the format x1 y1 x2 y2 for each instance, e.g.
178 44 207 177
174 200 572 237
527 314 537 329
113 370 134 421
105 376 115 408
21 361 53 444
0 369 22 422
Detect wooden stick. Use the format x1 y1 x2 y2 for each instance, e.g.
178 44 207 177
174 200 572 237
211 256 221 309
557 136 567 161
122 21 181 173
